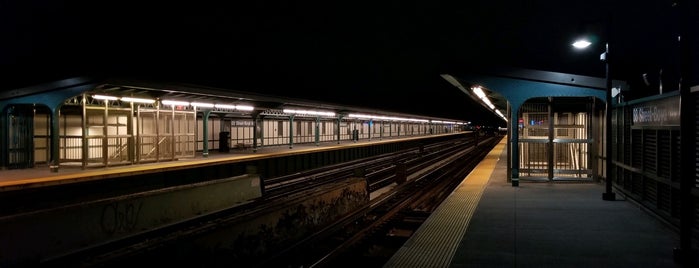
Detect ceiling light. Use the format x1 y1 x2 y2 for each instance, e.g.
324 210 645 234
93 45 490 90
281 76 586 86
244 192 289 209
162 100 190 106
472 86 487 99
214 104 237 109
92 95 119 101
284 109 335 117
235 105 254 111
191 102 214 108
572 39 592 49
121 97 155 104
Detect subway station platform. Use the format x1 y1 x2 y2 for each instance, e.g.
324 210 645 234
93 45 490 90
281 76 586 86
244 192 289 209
0 134 457 191
385 138 685 268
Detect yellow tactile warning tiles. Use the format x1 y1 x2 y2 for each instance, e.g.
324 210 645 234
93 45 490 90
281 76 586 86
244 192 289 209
384 137 506 268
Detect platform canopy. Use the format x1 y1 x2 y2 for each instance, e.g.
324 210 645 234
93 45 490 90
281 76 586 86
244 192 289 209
0 76 465 123
441 66 630 121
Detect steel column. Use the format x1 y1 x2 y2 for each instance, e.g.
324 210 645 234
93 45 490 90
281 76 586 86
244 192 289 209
252 113 260 152
289 115 294 149
675 0 697 263
368 119 372 141
315 116 320 146
49 107 60 172
548 97 554 181
201 109 211 157
602 42 616 201
0 104 6 169
507 102 512 182
81 94 88 169
103 97 109 166
510 102 521 186
128 101 135 164
336 115 342 144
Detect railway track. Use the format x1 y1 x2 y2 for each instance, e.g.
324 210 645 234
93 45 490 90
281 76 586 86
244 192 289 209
256 136 499 267
42 134 500 267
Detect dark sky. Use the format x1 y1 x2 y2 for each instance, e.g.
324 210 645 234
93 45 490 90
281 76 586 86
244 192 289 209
1 1 695 126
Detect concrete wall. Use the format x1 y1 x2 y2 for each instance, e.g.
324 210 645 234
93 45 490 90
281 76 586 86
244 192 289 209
143 177 370 266
0 174 262 266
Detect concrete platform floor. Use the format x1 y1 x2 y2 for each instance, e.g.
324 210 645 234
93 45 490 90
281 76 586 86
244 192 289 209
450 149 685 268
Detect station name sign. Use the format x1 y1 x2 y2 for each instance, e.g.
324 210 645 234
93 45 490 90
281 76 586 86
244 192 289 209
233 120 254 126
632 96 680 126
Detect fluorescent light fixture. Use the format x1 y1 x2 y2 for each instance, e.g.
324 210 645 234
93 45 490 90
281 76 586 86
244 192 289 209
495 109 504 117
472 86 487 99
162 100 190 106
284 109 335 117
347 113 372 119
572 39 592 49
214 104 237 109
495 109 508 122
472 86 506 121
215 104 255 111
92 94 119 101
348 113 429 123
191 102 214 108
121 97 155 104
472 86 496 109
482 97 495 109
235 105 254 111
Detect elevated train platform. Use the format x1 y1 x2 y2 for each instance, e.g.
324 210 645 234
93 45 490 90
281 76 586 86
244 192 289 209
3 69 698 266
0 132 492 266
0 133 461 191
385 138 687 267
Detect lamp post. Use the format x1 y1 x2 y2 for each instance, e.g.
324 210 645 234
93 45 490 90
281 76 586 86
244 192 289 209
601 42 616 201
573 39 616 201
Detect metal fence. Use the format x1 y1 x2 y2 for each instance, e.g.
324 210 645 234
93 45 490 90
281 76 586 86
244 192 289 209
518 98 594 181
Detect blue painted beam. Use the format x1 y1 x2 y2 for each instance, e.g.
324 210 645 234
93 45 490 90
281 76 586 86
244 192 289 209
0 80 98 172
443 69 622 184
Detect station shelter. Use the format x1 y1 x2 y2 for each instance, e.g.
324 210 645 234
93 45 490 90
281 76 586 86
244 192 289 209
0 77 466 172
443 67 698 257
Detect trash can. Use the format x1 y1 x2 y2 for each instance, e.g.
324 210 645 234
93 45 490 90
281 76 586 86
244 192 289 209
219 132 230 152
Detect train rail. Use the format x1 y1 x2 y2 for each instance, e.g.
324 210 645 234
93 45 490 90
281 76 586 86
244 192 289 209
37 134 500 267
258 136 499 267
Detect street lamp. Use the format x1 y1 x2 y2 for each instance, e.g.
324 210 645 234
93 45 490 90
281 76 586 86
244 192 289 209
572 39 592 49
573 38 616 201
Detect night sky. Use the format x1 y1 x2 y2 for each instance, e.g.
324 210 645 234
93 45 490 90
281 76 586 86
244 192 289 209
1 1 695 126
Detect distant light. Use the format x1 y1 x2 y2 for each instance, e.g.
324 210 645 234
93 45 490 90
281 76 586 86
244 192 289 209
235 105 255 111
214 104 255 111
472 86 487 99
214 104 237 109
495 109 505 118
92 95 119 101
284 109 335 117
572 39 592 49
348 113 428 123
121 97 155 104
162 100 190 106
191 102 215 108
482 97 495 109
473 86 495 109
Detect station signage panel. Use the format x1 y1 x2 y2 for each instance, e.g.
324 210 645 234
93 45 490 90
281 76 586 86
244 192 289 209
631 95 680 127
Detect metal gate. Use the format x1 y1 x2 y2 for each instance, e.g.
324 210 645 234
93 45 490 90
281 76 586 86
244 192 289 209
5 105 34 169
518 97 595 181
